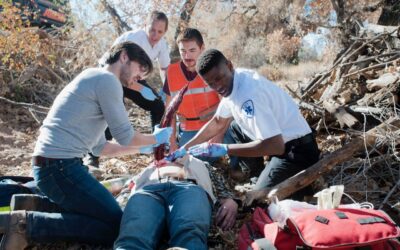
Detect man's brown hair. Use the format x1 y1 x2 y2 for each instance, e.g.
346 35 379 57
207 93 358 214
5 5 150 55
148 11 168 31
105 42 153 76
176 28 204 47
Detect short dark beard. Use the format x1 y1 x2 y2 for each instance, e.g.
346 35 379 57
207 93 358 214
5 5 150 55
120 61 131 87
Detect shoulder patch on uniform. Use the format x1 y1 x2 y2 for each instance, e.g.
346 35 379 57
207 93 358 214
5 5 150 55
241 100 254 118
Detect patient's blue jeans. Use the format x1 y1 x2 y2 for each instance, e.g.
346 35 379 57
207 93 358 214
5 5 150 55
114 181 212 250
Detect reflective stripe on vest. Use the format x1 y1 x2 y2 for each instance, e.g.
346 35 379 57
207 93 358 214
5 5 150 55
167 62 220 131
170 85 214 97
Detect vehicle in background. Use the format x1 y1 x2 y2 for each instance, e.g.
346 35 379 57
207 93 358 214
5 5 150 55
12 0 68 27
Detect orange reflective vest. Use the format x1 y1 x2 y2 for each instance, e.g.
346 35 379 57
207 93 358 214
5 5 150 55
167 62 220 131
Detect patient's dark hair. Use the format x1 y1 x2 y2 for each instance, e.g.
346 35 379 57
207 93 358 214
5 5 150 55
105 42 153 75
196 49 228 76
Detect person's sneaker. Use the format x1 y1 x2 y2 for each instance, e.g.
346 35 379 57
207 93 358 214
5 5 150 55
0 210 29 250
11 194 62 213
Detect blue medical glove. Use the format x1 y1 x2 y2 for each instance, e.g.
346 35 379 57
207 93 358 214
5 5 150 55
153 125 173 144
140 86 157 101
188 143 228 158
165 147 187 162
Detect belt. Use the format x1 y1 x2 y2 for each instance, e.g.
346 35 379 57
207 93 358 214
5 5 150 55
32 156 80 167
179 116 201 121
286 133 315 148
159 176 197 185
177 111 215 122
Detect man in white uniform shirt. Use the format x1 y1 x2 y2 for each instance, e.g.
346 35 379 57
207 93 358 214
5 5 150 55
171 49 320 200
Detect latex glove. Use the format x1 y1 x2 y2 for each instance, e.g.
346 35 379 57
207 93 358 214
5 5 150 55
165 147 187 162
188 142 228 158
140 86 157 101
215 198 238 231
153 125 173 144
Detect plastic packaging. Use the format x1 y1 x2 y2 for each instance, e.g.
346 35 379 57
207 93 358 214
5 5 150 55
321 189 333 209
330 185 344 208
101 177 131 195
314 185 344 209
268 196 317 228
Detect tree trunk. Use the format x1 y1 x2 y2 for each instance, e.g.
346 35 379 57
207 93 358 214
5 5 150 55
170 0 198 61
330 0 345 25
99 0 131 35
378 0 400 26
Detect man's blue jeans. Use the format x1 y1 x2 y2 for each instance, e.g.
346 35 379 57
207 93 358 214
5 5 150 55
114 181 212 250
29 158 122 245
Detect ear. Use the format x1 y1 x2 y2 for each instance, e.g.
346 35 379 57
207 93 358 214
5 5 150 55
227 60 234 72
200 44 205 52
120 50 128 63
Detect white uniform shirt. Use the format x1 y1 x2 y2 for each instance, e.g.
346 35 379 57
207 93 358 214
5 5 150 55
99 29 170 68
216 68 311 143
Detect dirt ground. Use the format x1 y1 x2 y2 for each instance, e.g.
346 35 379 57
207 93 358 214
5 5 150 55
0 104 39 177
0 100 242 249
0 100 153 177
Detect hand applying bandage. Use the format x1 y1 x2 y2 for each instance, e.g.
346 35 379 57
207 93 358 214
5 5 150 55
165 147 187 162
188 142 228 158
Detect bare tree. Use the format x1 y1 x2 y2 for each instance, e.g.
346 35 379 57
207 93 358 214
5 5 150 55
99 0 131 35
170 0 199 60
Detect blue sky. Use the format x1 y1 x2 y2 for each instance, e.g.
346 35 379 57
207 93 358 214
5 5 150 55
68 0 177 29
69 0 105 27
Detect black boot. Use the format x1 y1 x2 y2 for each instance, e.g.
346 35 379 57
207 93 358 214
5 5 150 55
0 211 29 250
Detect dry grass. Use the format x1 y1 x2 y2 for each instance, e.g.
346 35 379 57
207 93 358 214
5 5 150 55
190 1 305 67
257 61 332 87
266 29 301 64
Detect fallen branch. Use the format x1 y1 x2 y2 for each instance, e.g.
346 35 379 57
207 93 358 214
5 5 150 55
0 96 49 111
339 51 400 67
286 85 324 114
323 100 359 128
244 117 400 205
378 178 400 210
343 58 400 78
